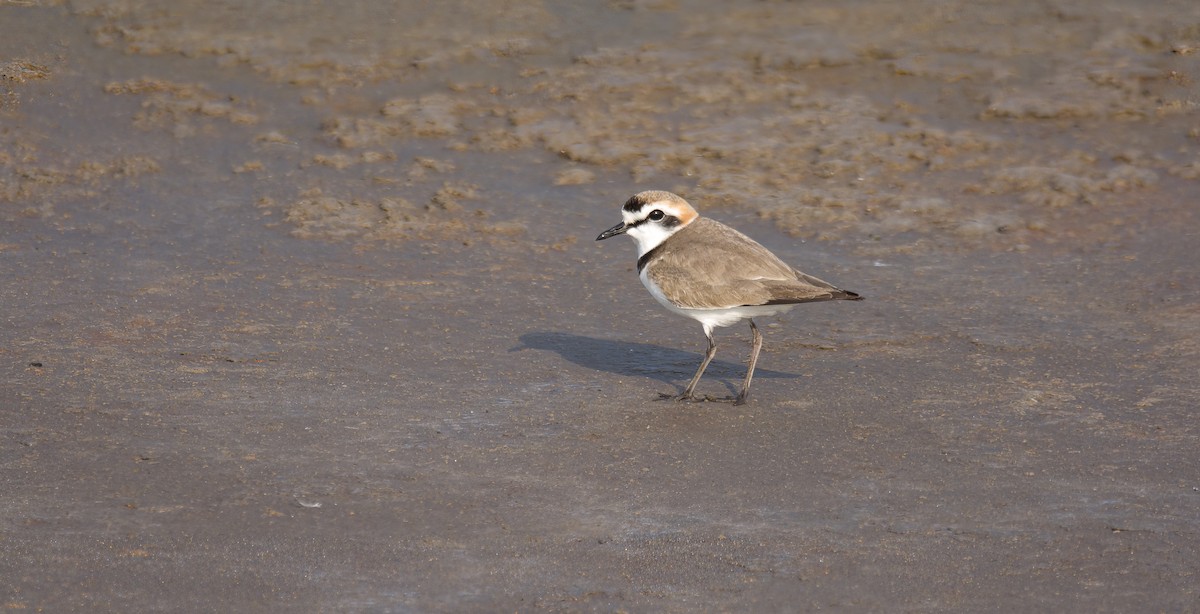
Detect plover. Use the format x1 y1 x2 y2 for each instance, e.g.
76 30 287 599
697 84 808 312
596 190 862 405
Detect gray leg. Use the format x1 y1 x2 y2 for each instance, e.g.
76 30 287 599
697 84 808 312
735 320 763 405
678 330 717 400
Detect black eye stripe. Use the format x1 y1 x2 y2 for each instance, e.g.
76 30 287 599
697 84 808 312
628 213 680 229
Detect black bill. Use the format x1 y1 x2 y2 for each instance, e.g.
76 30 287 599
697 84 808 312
596 221 628 241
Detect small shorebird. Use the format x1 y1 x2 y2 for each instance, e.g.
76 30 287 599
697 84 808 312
596 190 862 405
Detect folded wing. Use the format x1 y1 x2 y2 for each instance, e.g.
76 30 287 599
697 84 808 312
645 218 861 309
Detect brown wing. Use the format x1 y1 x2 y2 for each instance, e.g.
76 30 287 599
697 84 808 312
645 218 858 309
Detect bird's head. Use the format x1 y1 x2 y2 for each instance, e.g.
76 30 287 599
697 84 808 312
595 190 699 256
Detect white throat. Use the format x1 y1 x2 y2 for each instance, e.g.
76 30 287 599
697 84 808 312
626 223 677 257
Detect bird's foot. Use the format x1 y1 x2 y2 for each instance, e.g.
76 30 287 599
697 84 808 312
657 391 722 403
657 392 742 404
657 391 697 402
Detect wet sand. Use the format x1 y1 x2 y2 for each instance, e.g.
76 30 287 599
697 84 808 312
3 1 1199 611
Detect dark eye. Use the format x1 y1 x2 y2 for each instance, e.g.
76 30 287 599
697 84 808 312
648 209 665 221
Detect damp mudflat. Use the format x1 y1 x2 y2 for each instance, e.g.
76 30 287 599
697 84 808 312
2 1 1198 611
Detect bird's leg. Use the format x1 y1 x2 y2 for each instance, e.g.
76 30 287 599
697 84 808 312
677 330 717 401
735 320 763 405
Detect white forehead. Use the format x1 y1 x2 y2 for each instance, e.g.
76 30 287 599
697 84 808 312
622 198 683 223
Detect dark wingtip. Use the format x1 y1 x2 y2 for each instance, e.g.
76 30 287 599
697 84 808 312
840 290 864 301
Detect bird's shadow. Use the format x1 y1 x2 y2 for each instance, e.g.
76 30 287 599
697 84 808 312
513 331 798 397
